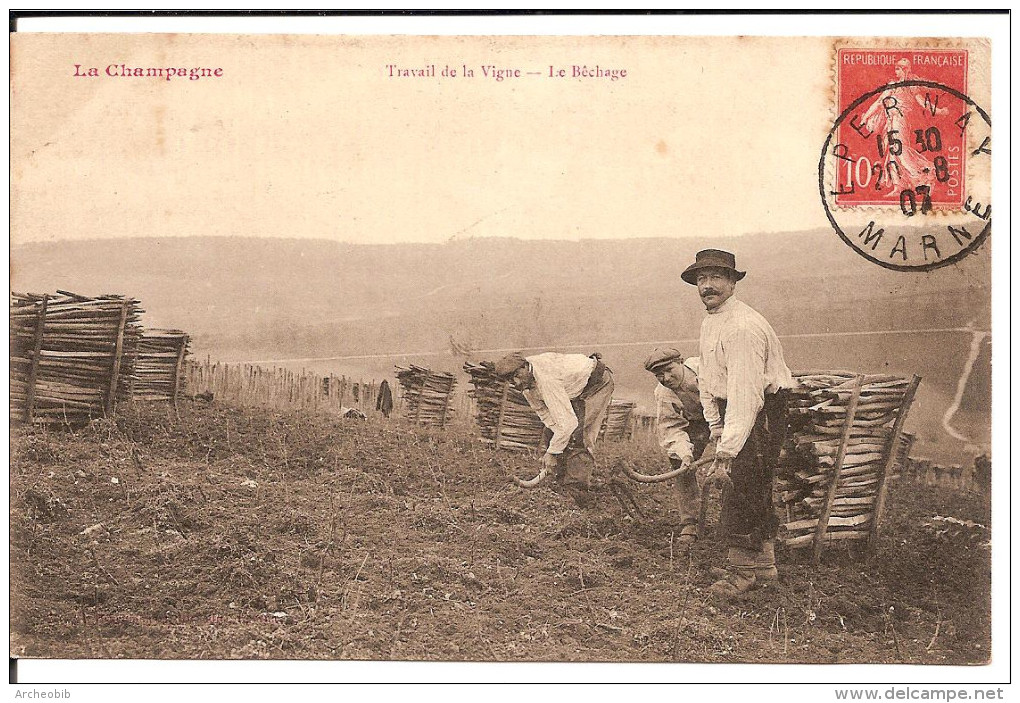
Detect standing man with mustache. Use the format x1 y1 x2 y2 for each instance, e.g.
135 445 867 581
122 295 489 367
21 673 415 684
682 249 795 597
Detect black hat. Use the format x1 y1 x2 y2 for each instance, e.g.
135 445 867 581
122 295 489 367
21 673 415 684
680 249 746 286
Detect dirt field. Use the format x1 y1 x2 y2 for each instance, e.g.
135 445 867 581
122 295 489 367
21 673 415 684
10 401 991 664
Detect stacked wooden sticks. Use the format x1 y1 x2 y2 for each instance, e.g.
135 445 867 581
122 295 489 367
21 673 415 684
777 370 921 560
10 291 143 424
600 399 636 442
132 329 191 402
463 361 546 451
395 365 457 428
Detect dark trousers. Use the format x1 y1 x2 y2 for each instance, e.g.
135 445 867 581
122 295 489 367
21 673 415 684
688 418 711 461
718 391 789 550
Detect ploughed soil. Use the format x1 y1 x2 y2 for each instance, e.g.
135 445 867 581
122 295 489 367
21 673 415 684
10 401 991 664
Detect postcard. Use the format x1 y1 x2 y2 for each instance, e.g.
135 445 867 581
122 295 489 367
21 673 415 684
8 16 1005 690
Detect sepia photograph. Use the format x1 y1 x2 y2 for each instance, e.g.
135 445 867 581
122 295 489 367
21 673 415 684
7 11 1008 690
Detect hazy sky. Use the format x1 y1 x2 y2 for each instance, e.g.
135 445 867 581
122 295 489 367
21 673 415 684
7 32 986 246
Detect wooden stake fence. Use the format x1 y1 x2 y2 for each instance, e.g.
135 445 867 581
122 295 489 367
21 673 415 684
185 360 384 415
901 454 982 492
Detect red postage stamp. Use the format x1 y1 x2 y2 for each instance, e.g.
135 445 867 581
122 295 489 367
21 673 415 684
833 48 968 209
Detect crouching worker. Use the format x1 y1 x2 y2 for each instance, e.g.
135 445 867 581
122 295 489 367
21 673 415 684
494 351 615 506
621 349 711 553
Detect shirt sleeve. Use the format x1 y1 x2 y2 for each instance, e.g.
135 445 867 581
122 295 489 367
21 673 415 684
656 387 694 462
716 325 768 459
700 385 723 438
523 390 553 429
526 376 578 455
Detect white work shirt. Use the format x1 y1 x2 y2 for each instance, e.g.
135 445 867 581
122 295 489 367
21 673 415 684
697 297 794 459
522 352 596 455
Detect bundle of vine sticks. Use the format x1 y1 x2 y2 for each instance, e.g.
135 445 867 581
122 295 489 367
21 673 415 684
776 370 920 554
463 361 546 451
600 399 636 442
10 291 143 424
395 364 457 428
132 329 191 402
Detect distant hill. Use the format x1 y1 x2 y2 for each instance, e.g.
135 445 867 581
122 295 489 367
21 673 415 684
10 230 991 360
10 232 992 462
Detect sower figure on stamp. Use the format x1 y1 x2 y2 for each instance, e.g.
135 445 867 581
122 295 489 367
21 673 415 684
494 351 615 506
860 57 949 195
642 349 711 554
682 249 796 597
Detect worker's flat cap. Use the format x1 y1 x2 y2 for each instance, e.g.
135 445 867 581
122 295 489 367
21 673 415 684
643 347 685 373
494 352 528 379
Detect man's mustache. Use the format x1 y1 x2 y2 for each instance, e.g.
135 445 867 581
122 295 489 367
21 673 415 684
701 289 721 297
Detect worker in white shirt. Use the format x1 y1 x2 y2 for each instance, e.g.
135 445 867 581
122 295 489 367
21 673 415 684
681 249 795 597
494 351 614 504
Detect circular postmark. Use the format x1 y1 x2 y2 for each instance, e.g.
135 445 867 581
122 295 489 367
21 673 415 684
819 80 991 272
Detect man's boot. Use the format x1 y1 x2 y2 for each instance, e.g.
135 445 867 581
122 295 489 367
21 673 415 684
672 459 699 553
709 541 777 582
675 524 698 556
754 539 778 583
707 546 758 597
561 449 595 508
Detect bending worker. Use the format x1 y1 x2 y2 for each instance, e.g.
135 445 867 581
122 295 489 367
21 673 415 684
494 351 614 504
643 349 710 554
